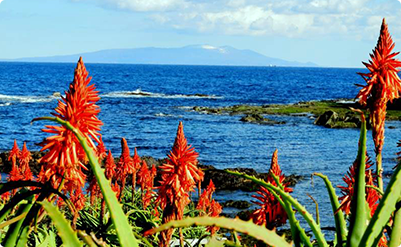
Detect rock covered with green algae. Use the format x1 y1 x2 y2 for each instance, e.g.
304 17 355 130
193 99 401 128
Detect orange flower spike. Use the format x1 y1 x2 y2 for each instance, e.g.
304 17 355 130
150 164 157 179
38 57 103 209
156 122 204 246
8 139 20 166
19 142 33 181
96 136 107 161
104 150 116 181
196 180 216 212
116 138 134 177
87 176 102 204
338 155 379 216
251 150 292 228
138 160 150 192
115 138 134 199
357 19 401 154
131 147 141 192
207 199 222 234
8 140 22 182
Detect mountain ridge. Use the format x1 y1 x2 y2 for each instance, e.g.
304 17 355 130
2 45 318 67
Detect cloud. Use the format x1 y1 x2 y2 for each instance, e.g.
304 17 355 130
75 0 188 11
0 0 3 3
72 0 401 40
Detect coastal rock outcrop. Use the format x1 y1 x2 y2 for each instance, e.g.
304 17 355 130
240 114 285 125
0 152 302 191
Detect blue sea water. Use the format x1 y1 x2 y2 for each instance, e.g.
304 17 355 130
1 62 400 231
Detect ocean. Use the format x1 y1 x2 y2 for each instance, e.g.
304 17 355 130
1 61 400 230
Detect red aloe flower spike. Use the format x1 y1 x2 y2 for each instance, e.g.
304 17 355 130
251 150 292 229
150 164 157 179
207 199 222 234
137 161 157 208
115 138 133 200
104 150 116 181
38 57 103 209
137 160 150 192
19 142 33 181
87 176 102 204
112 182 121 199
196 180 221 233
356 19 401 190
8 140 22 183
96 136 107 161
156 122 204 246
8 140 20 166
196 180 216 213
338 154 379 216
131 147 141 194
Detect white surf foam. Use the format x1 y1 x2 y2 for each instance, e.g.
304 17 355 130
102 89 223 99
0 94 57 103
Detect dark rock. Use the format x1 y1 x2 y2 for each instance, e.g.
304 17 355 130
236 209 252 221
284 174 303 187
240 114 285 125
221 200 251 209
314 110 367 129
314 110 338 127
0 151 302 192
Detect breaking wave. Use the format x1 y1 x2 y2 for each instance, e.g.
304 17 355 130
102 89 222 99
0 94 58 104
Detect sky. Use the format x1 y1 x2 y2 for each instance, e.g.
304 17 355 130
1 0 401 67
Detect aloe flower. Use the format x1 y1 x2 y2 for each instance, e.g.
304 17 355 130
196 180 222 234
137 160 150 192
104 150 116 181
137 161 157 208
196 180 216 213
19 142 33 181
38 57 104 209
356 18 401 190
338 154 386 245
96 136 107 161
131 147 142 195
115 138 134 200
251 150 293 229
156 122 204 246
338 155 380 216
87 176 102 204
8 140 22 182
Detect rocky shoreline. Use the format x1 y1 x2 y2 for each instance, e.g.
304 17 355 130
193 99 401 128
0 151 302 192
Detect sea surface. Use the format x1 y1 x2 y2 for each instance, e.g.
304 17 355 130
1 62 400 232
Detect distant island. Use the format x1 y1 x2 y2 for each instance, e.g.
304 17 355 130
1 45 318 67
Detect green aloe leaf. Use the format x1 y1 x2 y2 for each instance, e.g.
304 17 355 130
32 117 139 247
0 189 39 223
348 113 368 247
40 201 82 247
3 195 34 247
359 160 401 247
389 200 401 247
313 173 347 246
0 212 27 229
227 170 328 247
270 172 312 247
146 216 292 247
